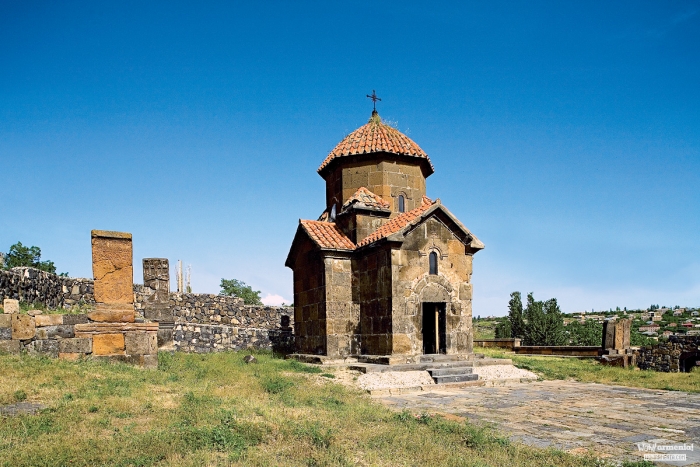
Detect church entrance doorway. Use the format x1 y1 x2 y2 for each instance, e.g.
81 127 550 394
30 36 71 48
422 302 446 354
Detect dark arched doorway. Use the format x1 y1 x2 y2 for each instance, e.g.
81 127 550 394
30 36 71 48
679 352 700 373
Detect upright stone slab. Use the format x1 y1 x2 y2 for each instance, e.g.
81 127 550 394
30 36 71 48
92 230 134 305
601 321 615 350
91 230 135 321
143 258 173 347
614 319 631 350
143 258 170 305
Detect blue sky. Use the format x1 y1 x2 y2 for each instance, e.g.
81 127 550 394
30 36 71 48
1 1 699 314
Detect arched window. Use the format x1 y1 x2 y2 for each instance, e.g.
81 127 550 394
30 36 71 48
429 251 438 275
398 195 405 213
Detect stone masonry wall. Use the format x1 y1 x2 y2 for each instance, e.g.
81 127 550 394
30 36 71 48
1 267 294 354
0 303 158 368
166 292 295 353
0 268 94 309
638 335 700 372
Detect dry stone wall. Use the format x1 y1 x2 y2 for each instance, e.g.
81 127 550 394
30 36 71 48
0 268 94 309
166 293 294 354
1 267 294 354
638 335 700 372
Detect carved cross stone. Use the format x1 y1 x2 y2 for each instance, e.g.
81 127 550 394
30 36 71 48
143 258 170 304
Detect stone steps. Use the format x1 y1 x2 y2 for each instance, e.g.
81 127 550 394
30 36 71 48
419 354 468 363
427 367 474 376
431 373 479 384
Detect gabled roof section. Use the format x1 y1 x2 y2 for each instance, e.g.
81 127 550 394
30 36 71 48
341 187 390 213
299 220 355 251
358 196 435 247
318 111 434 176
357 196 485 252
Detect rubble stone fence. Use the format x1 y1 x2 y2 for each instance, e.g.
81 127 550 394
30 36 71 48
638 335 700 372
1 267 294 355
0 267 94 309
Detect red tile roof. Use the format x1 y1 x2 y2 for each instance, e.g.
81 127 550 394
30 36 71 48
357 196 435 247
341 187 390 212
318 111 433 173
300 220 355 251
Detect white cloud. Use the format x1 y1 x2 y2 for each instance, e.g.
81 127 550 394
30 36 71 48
261 293 291 306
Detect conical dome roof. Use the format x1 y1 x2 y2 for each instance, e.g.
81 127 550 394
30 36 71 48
318 111 434 175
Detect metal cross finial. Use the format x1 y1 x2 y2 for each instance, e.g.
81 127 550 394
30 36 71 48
366 90 381 111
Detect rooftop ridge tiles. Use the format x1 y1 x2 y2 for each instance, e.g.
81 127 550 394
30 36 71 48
357 196 435 247
318 113 433 173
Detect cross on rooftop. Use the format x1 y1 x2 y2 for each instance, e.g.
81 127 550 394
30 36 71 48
366 90 381 111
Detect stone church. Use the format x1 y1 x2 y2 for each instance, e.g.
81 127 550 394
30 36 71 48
285 109 484 361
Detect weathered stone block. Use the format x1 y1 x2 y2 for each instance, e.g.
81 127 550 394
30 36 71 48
0 327 11 340
59 338 92 354
87 307 135 323
124 332 157 355
144 305 173 322
35 315 64 327
35 325 74 339
0 314 11 328
459 282 472 300
63 314 89 325
93 333 125 355
602 321 616 349
91 230 133 304
392 333 412 354
12 314 35 340
3 299 19 314
26 339 59 358
0 340 20 353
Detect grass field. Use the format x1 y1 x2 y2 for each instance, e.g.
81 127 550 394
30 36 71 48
479 347 700 393
0 351 657 467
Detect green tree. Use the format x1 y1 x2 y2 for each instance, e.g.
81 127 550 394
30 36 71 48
566 320 602 346
507 291 525 338
219 278 262 305
494 319 512 338
4 242 57 274
521 293 566 346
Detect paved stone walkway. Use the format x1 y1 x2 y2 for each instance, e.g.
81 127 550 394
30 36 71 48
375 381 700 466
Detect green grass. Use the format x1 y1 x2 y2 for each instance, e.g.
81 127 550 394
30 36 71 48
0 351 617 466
480 347 700 393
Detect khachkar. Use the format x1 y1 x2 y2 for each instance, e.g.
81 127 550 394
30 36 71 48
143 258 174 346
74 230 158 367
142 258 171 319
90 230 136 322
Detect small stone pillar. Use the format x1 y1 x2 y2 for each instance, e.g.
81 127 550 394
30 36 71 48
142 258 173 346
